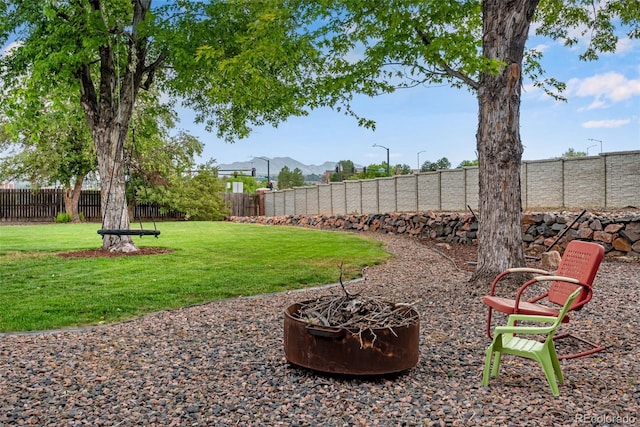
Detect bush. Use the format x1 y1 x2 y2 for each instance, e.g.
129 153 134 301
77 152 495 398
55 212 73 223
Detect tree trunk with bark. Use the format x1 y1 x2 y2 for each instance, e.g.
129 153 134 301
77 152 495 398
63 176 85 223
95 124 137 252
470 0 540 287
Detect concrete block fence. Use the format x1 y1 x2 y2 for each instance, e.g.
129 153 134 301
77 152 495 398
263 151 639 217
229 210 640 259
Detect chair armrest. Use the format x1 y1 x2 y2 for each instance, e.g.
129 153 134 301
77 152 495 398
488 268 551 295
506 314 559 325
532 275 580 284
495 324 556 335
509 268 550 274
496 315 558 335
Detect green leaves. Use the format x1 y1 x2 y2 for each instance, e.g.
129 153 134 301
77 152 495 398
534 0 639 61
277 165 305 189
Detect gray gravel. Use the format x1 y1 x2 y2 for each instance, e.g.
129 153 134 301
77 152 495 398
1 233 638 426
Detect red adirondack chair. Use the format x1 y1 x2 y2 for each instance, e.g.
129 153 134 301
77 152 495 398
482 240 605 359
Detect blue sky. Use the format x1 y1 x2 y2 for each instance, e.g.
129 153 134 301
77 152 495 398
182 31 639 169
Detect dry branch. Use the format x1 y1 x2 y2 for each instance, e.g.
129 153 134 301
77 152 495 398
292 295 419 347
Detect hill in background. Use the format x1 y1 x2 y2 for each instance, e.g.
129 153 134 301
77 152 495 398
217 157 358 178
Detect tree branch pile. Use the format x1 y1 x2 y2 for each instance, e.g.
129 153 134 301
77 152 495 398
291 264 419 347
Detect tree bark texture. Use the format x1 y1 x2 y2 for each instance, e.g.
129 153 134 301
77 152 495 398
471 0 540 286
95 125 137 252
64 176 85 223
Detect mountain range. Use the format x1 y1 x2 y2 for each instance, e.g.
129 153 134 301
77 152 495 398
216 157 350 178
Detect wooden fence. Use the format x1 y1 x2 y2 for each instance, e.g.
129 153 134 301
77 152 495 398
223 193 259 217
0 189 184 222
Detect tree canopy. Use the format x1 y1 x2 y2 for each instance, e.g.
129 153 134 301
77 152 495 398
561 148 588 158
277 165 305 189
421 157 452 172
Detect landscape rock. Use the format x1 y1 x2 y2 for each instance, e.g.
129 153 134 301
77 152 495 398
229 210 640 259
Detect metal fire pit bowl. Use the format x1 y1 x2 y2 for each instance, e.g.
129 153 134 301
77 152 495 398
284 301 420 376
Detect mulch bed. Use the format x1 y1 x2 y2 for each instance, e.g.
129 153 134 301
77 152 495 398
1 233 638 426
58 247 174 258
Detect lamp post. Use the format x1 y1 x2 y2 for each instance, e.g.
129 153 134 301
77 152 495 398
256 156 270 186
373 144 390 176
586 144 597 155
417 150 426 172
587 138 603 154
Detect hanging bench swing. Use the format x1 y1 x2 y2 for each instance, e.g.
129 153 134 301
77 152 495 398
98 128 160 239
97 228 160 237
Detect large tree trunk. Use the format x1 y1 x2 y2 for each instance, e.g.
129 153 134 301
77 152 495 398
95 124 137 253
63 176 85 223
470 0 539 287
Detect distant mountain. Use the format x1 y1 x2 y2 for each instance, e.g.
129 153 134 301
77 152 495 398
216 157 351 178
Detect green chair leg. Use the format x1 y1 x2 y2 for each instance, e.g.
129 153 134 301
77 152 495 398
538 350 560 396
491 351 502 378
482 345 494 386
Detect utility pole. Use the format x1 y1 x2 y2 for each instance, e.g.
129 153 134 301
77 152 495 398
587 138 603 154
417 150 426 172
373 144 390 177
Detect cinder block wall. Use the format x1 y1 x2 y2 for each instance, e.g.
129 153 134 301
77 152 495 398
264 151 640 216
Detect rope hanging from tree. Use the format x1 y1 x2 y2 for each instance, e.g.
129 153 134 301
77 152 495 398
97 127 160 238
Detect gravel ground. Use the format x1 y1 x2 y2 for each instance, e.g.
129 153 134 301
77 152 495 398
1 233 638 426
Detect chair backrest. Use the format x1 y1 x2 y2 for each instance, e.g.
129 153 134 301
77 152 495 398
548 240 604 309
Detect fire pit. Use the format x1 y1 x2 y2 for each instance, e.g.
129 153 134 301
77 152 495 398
284 296 420 376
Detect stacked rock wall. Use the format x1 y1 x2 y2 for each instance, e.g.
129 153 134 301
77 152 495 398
228 210 640 259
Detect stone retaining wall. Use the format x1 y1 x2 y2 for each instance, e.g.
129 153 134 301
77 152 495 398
228 210 640 259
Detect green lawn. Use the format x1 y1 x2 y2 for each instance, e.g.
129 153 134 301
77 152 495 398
0 221 390 332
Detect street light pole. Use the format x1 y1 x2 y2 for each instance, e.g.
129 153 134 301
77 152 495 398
373 144 390 176
588 138 603 154
417 150 426 172
256 156 270 186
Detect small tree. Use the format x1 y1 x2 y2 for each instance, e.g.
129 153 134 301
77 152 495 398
0 97 96 222
562 148 587 158
392 164 413 175
354 164 388 180
153 162 228 221
278 166 305 189
421 157 452 172
458 159 479 168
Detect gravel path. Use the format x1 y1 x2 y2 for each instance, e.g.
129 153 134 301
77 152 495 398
1 233 638 426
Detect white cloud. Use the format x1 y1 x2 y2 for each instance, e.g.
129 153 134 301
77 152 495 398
530 43 549 53
580 99 606 111
581 119 631 128
567 72 640 108
614 37 637 55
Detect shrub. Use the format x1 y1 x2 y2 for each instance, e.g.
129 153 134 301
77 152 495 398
55 212 73 223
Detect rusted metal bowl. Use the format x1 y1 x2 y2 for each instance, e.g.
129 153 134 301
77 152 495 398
283 301 420 376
